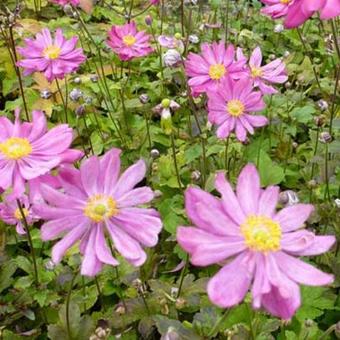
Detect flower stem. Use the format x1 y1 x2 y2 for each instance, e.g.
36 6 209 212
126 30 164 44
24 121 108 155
324 143 331 201
329 65 340 135
66 272 77 340
331 19 340 60
224 136 230 171
319 324 336 340
16 200 39 287
296 27 322 93
170 133 183 191
55 78 68 123
208 308 230 338
176 254 188 298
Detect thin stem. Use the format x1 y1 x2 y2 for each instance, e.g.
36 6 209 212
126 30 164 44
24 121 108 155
66 272 77 340
94 276 104 310
170 133 183 191
309 128 319 202
319 324 336 340
82 114 95 155
224 137 230 171
81 276 87 312
55 78 68 123
224 0 230 42
131 3 153 18
176 254 189 298
144 112 152 149
296 27 322 93
201 136 207 186
180 0 185 36
8 26 30 121
208 308 230 338
16 200 39 287
331 19 340 60
324 143 331 201
329 65 340 135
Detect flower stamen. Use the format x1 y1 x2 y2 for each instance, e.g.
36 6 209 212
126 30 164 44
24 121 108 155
123 35 137 46
251 67 263 78
0 137 32 160
84 194 118 222
43 45 61 59
209 64 226 80
226 99 245 117
241 215 281 252
14 207 29 220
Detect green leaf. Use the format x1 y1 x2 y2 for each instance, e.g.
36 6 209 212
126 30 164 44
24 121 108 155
290 105 315 124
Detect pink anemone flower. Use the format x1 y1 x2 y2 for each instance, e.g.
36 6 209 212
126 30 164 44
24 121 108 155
260 0 295 18
35 149 162 277
0 110 82 198
207 78 267 141
185 42 247 96
0 195 38 235
285 0 340 28
50 0 80 6
177 164 335 320
248 47 288 94
17 28 86 83
107 21 153 61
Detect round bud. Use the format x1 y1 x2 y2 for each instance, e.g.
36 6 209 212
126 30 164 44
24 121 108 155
161 98 171 108
40 89 52 99
319 131 332 144
150 148 160 159
139 93 150 104
69 88 83 102
73 77 81 84
145 15 153 26
191 170 201 181
174 32 182 40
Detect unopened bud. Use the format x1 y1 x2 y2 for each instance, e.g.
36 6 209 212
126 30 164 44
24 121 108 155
150 148 160 159
145 15 153 26
40 89 52 99
139 93 150 104
319 131 332 143
317 99 328 111
191 170 201 181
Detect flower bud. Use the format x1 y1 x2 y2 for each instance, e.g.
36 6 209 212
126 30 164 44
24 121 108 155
279 190 299 206
75 105 85 117
69 88 83 102
319 131 332 144
150 148 160 159
163 49 182 68
274 24 284 33
139 93 150 104
45 259 55 271
283 50 290 58
191 170 201 181
145 15 153 26
335 198 340 208
317 99 328 111
314 115 326 127
73 77 81 84
161 109 173 135
40 89 52 99
174 32 182 40
90 74 98 83
188 34 199 44
285 82 292 89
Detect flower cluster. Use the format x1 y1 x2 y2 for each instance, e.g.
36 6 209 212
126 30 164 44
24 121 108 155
260 0 340 28
185 42 287 142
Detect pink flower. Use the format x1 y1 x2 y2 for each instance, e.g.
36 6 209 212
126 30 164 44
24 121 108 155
0 110 82 198
158 35 184 51
150 0 160 4
207 78 267 141
17 28 86 82
284 0 340 28
107 21 153 61
0 195 37 235
177 164 335 320
248 47 288 94
261 0 295 18
36 149 162 277
185 42 247 96
50 0 80 6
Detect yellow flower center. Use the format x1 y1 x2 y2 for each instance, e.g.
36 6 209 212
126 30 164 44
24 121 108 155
209 64 226 80
14 207 29 220
251 67 263 78
226 99 245 117
241 215 282 252
84 194 118 222
43 45 61 59
0 137 32 160
123 35 136 46
280 0 291 4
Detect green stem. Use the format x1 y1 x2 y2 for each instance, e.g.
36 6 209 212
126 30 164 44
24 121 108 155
296 27 322 93
329 65 340 135
144 111 152 149
170 133 183 191
208 308 230 338
55 78 68 123
331 19 340 60
224 0 230 43
94 276 104 311
324 143 331 201
176 254 189 298
224 137 230 171
319 324 336 340
66 272 77 340
16 200 39 287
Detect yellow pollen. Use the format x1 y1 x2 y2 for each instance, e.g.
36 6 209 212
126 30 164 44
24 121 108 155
209 64 226 80
84 194 118 222
43 45 61 59
123 35 136 46
0 137 32 160
280 0 291 4
251 67 263 78
14 207 29 220
241 215 282 252
226 99 245 117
